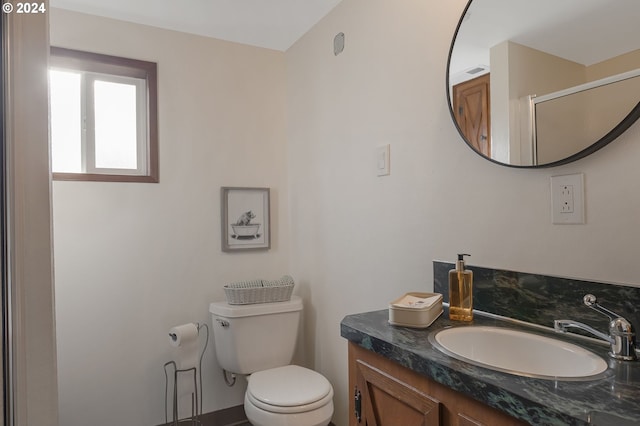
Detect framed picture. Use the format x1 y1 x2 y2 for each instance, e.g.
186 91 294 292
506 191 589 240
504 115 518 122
221 187 270 252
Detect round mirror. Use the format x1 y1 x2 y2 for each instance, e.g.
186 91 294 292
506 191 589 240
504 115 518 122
447 0 640 168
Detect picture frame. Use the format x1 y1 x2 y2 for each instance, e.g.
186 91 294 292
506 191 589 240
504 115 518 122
221 187 271 252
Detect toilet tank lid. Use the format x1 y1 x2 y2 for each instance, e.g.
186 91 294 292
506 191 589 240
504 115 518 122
209 295 302 318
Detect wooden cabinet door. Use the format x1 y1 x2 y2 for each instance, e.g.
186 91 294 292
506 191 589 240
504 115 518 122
350 345 441 426
355 359 441 425
452 74 491 157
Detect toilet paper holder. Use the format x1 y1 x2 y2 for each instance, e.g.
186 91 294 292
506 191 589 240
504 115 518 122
164 322 209 426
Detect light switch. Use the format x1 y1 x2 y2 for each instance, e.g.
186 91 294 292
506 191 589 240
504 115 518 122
377 144 390 176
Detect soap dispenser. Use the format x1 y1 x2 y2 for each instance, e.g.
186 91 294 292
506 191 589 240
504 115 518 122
449 254 473 321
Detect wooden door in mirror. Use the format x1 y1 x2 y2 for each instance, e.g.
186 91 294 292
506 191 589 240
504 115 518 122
452 74 491 157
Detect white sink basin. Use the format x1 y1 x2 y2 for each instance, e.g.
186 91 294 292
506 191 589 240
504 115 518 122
431 326 608 380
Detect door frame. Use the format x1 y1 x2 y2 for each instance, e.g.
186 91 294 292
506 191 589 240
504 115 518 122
2 5 59 425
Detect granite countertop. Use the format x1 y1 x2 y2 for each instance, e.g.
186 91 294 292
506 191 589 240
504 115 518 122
341 308 640 426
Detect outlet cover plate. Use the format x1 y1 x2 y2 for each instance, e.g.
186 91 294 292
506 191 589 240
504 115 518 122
551 173 584 224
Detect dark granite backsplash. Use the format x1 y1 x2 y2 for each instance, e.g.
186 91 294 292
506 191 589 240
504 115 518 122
434 261 640 348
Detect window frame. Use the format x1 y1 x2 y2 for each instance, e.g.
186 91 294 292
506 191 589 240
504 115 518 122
49 47 159 183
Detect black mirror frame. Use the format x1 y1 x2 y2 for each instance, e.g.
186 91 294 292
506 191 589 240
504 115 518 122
446 0 640 169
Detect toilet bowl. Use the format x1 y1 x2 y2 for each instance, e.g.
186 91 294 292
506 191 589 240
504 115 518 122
244 365 334 426
209 297 334 426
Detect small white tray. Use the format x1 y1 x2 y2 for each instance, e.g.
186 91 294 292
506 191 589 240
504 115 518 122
388 292 443 329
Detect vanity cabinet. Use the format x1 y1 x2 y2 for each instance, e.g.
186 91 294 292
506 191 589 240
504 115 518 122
348 342 526 426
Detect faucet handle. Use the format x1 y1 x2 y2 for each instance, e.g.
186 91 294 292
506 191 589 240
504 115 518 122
583 294 623 321
583 293 597 306
583 294 637 361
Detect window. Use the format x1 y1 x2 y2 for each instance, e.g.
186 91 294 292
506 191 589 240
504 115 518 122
49 47 158 182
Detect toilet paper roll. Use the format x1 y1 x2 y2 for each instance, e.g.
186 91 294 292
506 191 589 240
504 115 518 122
169 323 199 370
169 323 198 347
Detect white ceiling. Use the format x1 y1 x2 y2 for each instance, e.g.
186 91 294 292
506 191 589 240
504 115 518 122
50 0 640 67
450 0 640 77
50 0 344 51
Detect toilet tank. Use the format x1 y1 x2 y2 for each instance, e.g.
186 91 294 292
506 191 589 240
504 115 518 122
209 296 303 374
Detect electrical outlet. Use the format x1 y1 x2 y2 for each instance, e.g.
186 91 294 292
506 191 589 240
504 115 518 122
559 185 574 213
551 174 584 224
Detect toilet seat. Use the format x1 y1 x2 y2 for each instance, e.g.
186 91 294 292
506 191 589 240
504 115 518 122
247 365 333 414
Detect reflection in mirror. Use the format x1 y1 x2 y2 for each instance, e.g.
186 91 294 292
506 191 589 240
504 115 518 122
448 0 640 167
533 71 640 165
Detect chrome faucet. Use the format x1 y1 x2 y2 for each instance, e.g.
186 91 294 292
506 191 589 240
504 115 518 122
554 294 637 361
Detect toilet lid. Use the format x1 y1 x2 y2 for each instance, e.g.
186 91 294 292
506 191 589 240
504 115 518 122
248 365 332 407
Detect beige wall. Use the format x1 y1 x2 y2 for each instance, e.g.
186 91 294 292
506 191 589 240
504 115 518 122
47 2 640 426
286 0 640 424
587 48 640 81
50 9 289 426
506 41 585 99
490 41 586 165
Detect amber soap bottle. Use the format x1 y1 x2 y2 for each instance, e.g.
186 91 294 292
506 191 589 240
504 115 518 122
448 254 473 321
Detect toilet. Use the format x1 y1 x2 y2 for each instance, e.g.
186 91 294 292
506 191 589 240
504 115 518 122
209 296 334 426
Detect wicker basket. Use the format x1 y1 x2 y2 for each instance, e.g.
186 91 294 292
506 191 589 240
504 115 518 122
224 275 294 305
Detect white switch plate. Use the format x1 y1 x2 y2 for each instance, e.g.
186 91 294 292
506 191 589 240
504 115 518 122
376 144 390 176
551 173 584 224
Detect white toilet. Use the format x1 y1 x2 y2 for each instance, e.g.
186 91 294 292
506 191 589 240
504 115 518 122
209 296 334 426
